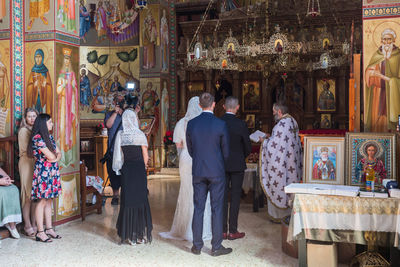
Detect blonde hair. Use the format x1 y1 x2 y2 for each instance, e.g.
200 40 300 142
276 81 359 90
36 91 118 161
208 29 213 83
19 108 38 132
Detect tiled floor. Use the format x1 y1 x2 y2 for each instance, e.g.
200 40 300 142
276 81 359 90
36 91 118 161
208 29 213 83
0 178 297 267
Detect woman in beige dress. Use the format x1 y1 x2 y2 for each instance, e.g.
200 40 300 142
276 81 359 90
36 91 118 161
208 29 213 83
18 108 38 236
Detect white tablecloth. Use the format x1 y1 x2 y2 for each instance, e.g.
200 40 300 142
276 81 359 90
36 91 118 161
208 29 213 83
288 193 400 248
242 163 258 193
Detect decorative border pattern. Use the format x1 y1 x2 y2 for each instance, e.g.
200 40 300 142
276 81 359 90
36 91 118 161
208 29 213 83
363 5 400 18
25 32 55 42
0 31 10 39
12 0 24 132
169 0 177 127
55 32 80 45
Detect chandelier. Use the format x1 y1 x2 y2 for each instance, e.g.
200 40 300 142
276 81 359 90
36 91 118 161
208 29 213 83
186 1 349 73
306 0 321 17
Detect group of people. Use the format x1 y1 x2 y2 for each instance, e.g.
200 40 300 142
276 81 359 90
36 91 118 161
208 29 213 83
160 93 252 256
103 91 303 255
0 90 302 255
0 108 62 247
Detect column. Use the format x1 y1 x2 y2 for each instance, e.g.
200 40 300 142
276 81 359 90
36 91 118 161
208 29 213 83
177 69 187 117
338 68 347 129
233 72 240 98
205 69 213 93
24 0 81 224
304 71 314 129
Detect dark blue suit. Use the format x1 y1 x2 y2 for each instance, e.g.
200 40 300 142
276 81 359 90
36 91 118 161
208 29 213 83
186 111 229 251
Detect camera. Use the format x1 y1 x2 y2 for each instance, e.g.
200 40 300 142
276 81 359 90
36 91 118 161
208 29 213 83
116 94 138 110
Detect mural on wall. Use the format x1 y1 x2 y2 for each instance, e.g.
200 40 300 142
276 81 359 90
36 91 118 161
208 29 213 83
56 173 80 221
160 79 169 137
316 79 336 112
0 40 10 137
25 42 55 118
160 78 169 166
79 45 140 120
0 0 10 30
139 77 161 167
160 8 169 72
363 18 400 132
242 81 260 112
55 0 79 35
79 0 139 46
55 43 80 172
140 5 159 71
25 0 54 32
140 77 160 154
363 0 400 5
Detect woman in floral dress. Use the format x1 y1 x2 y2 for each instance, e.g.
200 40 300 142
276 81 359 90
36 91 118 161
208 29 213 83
28 114 62 243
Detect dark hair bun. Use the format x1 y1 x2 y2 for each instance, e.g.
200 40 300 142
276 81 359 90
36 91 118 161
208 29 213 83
125 94 138 109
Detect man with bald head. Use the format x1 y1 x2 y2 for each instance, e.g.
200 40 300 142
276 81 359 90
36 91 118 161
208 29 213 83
365 28 400 132
221 96 251 240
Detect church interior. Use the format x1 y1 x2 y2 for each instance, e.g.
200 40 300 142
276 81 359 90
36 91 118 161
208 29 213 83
1 0 400 266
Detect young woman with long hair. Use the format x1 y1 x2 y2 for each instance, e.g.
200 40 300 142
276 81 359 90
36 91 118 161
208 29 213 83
28 114 62 242
18 108 38 237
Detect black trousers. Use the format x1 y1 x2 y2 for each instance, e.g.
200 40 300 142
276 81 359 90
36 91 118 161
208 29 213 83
106 157 122 191
223 171 244 233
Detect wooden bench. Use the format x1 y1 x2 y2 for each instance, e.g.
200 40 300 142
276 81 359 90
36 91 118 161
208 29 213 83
80 161 102 221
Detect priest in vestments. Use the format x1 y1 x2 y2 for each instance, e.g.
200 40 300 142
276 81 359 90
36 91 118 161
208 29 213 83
260 103 302 222
56 48 78 168
365 28 400 132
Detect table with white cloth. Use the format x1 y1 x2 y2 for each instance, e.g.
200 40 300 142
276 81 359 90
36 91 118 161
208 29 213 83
242 163 264 212
288 193 400 266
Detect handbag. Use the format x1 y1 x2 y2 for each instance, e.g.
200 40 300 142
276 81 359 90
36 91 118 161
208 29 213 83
100 121 122 165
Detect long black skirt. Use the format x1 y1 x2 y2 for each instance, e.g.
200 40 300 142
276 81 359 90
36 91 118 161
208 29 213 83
116 146 152 242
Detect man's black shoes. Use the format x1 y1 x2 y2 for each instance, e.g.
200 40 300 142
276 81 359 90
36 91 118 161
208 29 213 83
211 246 233 256
191 246 201 255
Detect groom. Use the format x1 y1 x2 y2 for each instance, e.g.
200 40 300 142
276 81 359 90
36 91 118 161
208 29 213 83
186 92 232 256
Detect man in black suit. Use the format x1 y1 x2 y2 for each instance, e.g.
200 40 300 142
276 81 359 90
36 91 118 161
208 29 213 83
221 96 252 240
186 92 232 256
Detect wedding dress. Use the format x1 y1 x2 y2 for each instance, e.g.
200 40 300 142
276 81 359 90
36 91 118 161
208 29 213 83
159 97 212 241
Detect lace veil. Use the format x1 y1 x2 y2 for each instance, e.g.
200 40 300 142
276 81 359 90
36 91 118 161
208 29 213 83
113 109 148 174
173 96 202 148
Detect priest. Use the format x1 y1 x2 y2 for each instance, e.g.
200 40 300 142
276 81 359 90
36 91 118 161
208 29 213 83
260 102 302 222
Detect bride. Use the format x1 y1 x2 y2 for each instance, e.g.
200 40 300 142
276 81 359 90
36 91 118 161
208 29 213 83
160 96 212 241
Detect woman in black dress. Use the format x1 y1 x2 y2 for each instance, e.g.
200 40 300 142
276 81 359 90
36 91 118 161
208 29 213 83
112 109 152 245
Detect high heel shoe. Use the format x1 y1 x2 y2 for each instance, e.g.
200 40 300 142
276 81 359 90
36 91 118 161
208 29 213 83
45 228 62 239
35 231 52 243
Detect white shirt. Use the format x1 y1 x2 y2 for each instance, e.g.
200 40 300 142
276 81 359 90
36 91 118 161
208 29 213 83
202 110 214 114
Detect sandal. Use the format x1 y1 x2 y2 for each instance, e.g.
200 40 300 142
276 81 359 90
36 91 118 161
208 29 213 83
45 228 62 239
35 231 52 243
24 227 35 237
